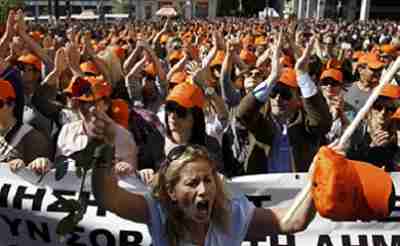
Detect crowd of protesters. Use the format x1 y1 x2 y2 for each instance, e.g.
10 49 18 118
2 10 400 177
1 8 400 245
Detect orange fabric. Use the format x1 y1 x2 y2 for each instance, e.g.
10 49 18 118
255 36 267 46
111 99 129 129
65 77 112 101
352 51 365 60
166 82 205 109
160 34 169 44
168 51 184 61
18 54 42 71
29 31 44 42
210 51 225 67
320 69 343 82
278 68 298 88
170 71 187 84
368 59 386 69
379 84 400 99
0 80 16 100
381 44 397 55
80 61 100 75
358 53 385 69
312 146 393 221
240 50 257 65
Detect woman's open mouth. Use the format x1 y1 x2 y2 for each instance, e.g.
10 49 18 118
196 200 210 216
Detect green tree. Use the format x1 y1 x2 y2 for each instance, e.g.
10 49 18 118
218 0 239 16
112 0 129 13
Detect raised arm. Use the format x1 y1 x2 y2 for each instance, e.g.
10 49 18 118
91 112 149 224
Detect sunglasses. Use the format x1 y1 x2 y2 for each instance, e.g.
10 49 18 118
166 102 191 118
162 144 210 169
0 99 14 109
270 85 293 101
372 102 397 114
320 78 341 87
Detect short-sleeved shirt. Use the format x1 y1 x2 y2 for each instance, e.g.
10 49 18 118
56 120 138 167
144 192 255 246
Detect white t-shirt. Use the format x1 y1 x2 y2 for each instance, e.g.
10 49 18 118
56 120 138 167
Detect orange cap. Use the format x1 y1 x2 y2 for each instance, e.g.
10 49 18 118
18 54 42 71
312 146 393 221
255 36 267 46
160 34 169 44
144 63 157 77
80 61 100 75
240 50 257 65
65 77 112 101
320 69 343 82
278 68 298 88
170 71 187 84
210 51 225 67
29 31 44 42
381 44 397 55
166 82 205 109
168 51 184 62
111 99 129 129
0 80 16 100
368 59 386 69
379 84 400 99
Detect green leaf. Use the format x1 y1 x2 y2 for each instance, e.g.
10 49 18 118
56 213 77 236
54 156 69 181
69 139 103 169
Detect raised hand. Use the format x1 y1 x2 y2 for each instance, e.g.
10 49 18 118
295 35 316 75
54 47 68 75
270 29 283 80
14 9 27 35
65 42 82 76
5 10 17 37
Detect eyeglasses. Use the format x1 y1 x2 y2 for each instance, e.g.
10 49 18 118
372 102 397 114
270 85 293 101
166 102 191 118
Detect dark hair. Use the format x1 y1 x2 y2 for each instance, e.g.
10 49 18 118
165 102 206 146
1 68 25 126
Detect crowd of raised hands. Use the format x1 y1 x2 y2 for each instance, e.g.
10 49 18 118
1 9 400 183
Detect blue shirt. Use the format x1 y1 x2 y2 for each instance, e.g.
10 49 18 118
144 192 255 246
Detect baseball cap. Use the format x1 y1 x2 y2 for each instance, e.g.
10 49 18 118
166 82 205 109
379 84 400 99
278 68 298 88
111 99 129 129
18 54 42 72
64 77 112 101
320 69 343 82
0 80 16 100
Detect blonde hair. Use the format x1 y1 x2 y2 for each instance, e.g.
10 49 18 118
151 145 231 246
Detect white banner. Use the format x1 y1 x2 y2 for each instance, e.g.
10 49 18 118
0 166 399 246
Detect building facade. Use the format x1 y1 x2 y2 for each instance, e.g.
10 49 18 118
23 0 218 20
